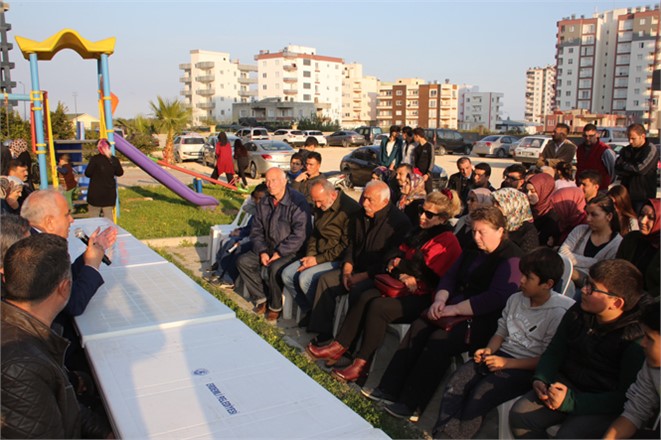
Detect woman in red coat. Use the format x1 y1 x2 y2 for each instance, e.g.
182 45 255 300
213 132 234 184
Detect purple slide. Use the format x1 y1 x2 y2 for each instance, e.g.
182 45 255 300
114 135 219 207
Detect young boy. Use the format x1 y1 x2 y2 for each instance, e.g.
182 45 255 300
604 300 660 439
57 153 78 210
509 259 648 439
433 247 575 439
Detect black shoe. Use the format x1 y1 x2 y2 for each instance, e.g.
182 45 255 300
360 387 396 405
297 311 311 328
310 334 333 347
384 402 420 422
204 273 220 282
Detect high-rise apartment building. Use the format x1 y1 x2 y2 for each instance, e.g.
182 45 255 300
179 50 257 125
458 86 504 131
376 78 459 129
525 65 556 124
254 45 343 123
342 63 378 128
555 5 660 128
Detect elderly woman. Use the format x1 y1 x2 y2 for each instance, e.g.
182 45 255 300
559 194 622 284
306 190 463 383
394 163 427 226
361 206 524 422
85 138 124 221
492 187 539 253
454 188 493 251
526 173 560 247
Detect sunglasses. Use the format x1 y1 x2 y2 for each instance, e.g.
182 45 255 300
582 277 619 298
418 206 442 219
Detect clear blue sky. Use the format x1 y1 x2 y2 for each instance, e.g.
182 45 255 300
7 0 652 122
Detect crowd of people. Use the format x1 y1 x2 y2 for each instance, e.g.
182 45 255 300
1 122 659 438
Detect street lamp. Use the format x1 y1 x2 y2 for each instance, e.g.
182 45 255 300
17 80 26 120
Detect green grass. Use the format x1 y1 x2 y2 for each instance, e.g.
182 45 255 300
117 184 245 239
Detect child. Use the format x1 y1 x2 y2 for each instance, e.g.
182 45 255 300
57 154 78 210
604 300 660 439
509 259 649 439
433 247 575 439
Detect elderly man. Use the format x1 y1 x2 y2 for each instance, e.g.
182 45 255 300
236 167 311 321
281 179 361 327
537 123 577 169
306 180 412 346
1 234 112 438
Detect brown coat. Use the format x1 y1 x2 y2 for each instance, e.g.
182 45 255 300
537 139 577 168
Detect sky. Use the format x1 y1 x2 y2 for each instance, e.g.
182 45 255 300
5 0 654 123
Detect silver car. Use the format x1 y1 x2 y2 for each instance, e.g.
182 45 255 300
473 135 519 158
237 140 295 179
325 130 366 147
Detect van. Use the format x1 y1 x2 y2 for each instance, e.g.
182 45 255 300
235 127 270 142
424 128 471 155
354 126 383 145
597 126 628 143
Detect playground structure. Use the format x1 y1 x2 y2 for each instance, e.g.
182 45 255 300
10 29 229 212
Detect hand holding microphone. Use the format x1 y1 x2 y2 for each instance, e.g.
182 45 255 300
75 227 112 266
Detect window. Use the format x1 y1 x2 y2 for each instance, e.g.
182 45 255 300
430 89 437 97
303 94 311 100
568 48 574 53
429 99 437 108
303 59 311 66
568 59 574 65
262 73 267 78
395 100 403 105
396 90 403 96
262 85 267 90
395 110 402 116
303 71 311 77
303 83 311 89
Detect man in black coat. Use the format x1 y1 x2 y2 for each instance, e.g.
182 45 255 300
448 156 475 215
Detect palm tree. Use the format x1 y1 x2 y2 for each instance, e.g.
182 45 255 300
149 96 190 164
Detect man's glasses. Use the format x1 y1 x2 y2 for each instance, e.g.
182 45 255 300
582 277 619 297
418 206 442 219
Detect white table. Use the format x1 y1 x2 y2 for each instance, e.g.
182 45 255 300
68 217 131 237
85 319 388 439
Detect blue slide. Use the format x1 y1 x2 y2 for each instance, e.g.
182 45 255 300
114 135 219 207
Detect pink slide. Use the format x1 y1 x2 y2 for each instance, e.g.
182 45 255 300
114 135 219 208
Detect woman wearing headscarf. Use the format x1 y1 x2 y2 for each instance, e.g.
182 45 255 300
454 188 493 251
526 173 560 247
8 139 34 191
85 138 124 221
394 164 427 227
492 187 539 253
550 187 587 245
616 199 660 297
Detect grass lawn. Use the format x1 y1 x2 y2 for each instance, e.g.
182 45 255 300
117 184 246 239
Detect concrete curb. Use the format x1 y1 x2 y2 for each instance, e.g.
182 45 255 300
141 235 209 248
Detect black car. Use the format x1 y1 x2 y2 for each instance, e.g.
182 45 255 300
339 145 448 189
424 128 472 155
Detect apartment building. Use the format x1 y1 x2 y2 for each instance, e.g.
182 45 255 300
555 5 660 130
179 50 257 125
254 45 344 123
458 86 504 131
342 63 378 128
376 78 459 129
525 65 556 124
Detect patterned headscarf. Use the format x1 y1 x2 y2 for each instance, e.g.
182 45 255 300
8 139 28 158
492 187 534 232
397 171 426 210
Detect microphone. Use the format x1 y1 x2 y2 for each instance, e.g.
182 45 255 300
227 242 240 254
74 228 112 266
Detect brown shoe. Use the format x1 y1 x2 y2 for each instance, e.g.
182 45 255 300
331 358 368 383
252 302 267 315
266 309 280 322
305 341 347 365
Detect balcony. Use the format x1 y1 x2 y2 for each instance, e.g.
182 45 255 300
179 63 191 70
179 75 191 83
196 102 215 110
283 89 298 95
195 75 214 83
283 77 298 84
283 64 297 72
180 90 191 97
197 89 214 97
195 61 214 70
238 77 256 85
238 64 257 72
238 90 257 97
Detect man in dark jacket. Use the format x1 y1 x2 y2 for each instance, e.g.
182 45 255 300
510 259 649 439
307 180 412 345
615 123 659 213
1 234 112 438
448 156 475 215
236 167 311 321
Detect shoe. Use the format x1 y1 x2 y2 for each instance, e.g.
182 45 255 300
331 358 368 383
203 273 220 282
360 387 395 405
384 402 420 423
297 311 311 328
266 309 280 322
305 341 347 365
310 334 333 347
252 302 267 315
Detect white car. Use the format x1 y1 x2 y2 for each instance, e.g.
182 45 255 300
173 134 205 163
235 127 270 142
272 129 306 147
301 130 328 147
512 135 553 166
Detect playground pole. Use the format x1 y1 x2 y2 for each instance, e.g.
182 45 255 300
28 53 48 190
98 54 120 219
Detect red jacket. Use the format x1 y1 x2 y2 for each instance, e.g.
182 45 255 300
576 141 611 190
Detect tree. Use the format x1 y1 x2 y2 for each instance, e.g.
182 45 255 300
149 97 190 164
50 102 75 140
0 107 31 143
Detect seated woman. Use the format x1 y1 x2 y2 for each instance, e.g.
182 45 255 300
607 185 639 236
361 206 523 422
454 188 493 251
559 194 622 285
492 188 539 253
616 198 660 297
526 173 560 247
551 187 587 244
393 164 427 226
305 190 463 383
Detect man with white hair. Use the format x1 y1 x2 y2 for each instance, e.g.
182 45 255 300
236 168 311 322
306 180 412 346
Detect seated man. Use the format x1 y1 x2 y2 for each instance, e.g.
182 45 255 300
473 162 496 192
577 169 602 203
0 214 30 274
448 156 475 214
286 153 305 183
307 180 411 345
501 164 527 190
291 151 325 205
509 259 650 439
1 233 112 438
236 167 311 321
1 159 32 215
281 179 361 326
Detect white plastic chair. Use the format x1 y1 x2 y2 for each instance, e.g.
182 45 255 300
207 198 253 263
558 252 575 298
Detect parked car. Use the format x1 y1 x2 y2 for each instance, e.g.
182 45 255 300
473 135 520 158
301 130 328 147
272 129 306 147
424 128 471 155
512 135 553 166
371 133 389 145
173 134 205 163
201 133 240 167
237 140 295 179
597 126 628 143
607 141 629 156
326 130 367 147
235 127 270 142
339 145 448 190
354 126 383 145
